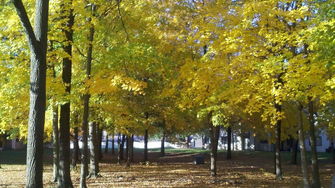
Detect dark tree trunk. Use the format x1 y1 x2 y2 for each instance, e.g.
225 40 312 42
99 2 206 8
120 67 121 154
130 135 134 162
80 94 89 188
298 104 310 188
112 133 115 155
125 135 129 162
72 127 80 168
58 1 74 187
202 135 205 149
290 138 298 165
13 0 49 187
117 134 121 164
308 101 321 187
88 122 99 177
80 19 94 188
332 141 335 164
161 132 165 157
186 136 191 148
126 135 131 167
274 103 283 180
227 126 232 160
210 124 220 177
120 134 125 161
97 127 103 161
144 129 149 162
104 134 108 154
241 134 245 151
52 105 59 182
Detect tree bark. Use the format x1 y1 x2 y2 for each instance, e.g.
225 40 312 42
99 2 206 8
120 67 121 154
58 0 74 187
80 18 94 188
112 133 115 155
88 122 99 177
241 134 245 151
186 136 191 148
80 94 89 188
161 132 165 157
227 126 232 160
13 0 49 187
290 138 298 165
274 103 283 180
52 105 59 182
332 141 335 164
72 127 80 168
117 133 122 164
120 134 125 161
210 123 220 177
126 135 131 167
104 134 108 154
125 135 129 162
308 100 321 187
144 129 149 162
298 104 310 188
130 135 134 162
97 126 103 161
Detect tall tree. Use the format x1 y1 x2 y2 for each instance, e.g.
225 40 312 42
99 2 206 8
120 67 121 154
13 0 49 187
308 101 321 187
52 105 60 182
88 122 99 177
80 9 95 187
226 126 232 160
298 104 310 188
58 0 74 187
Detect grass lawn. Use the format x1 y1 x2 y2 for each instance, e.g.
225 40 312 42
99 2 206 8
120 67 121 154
0 148 334 187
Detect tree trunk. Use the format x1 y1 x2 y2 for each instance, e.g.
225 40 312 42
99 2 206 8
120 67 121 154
130 135 134 162
161 132 165 157
210 125 220 177
88 122 99 177
126 135 131 167
144 129 149 162
241 134 245 151
104 134 108 154
186 136 191 148
227 126 232 160
332 141 335 164
52 105 59 182
290 138 298 165
117 133 122 164
79 18 94 187
58 0 74 187
120 134 125 161
298 104 310 188
97 127 103 161
72 127 80 168
202 135 205 149
80 94 89 188
112 133 115 155
308 100 321 187
125 135 129 162
13 0 49 187
274 103 283 180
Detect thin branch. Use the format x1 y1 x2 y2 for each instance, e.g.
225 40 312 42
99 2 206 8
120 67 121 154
116 0 129 41
12 0 38 49
75 45 87 58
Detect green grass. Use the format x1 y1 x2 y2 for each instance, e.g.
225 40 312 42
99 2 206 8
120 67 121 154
1 147 333 165
0 148 53 165
148 147 209 153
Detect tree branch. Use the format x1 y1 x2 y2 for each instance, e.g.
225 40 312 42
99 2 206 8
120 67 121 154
117 0 129 41
12 0 38 49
